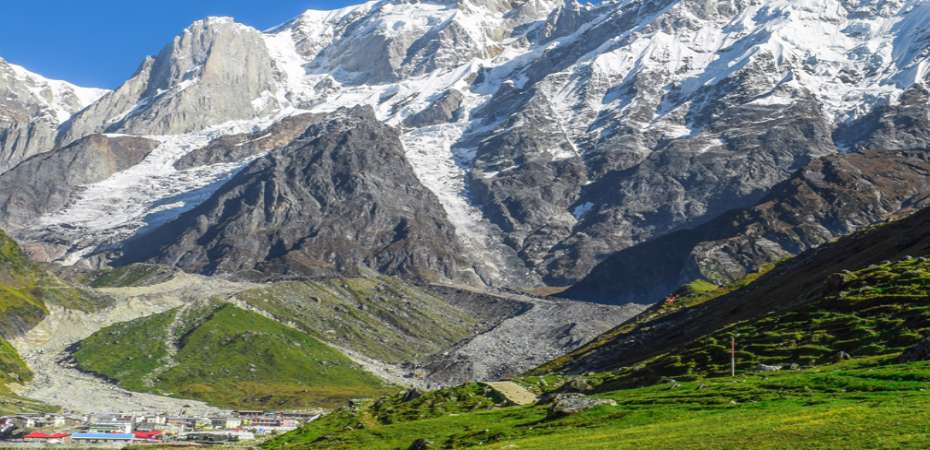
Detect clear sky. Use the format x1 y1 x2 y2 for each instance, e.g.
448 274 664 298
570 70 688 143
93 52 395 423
0 1 359 89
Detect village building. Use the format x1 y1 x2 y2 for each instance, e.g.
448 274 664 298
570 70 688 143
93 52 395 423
23 432 69 444
211 416 242 429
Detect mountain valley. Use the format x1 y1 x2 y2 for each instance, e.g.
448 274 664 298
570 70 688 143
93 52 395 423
0 0 929 447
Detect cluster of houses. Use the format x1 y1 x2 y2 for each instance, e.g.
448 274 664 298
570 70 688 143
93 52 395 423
0 410 320 445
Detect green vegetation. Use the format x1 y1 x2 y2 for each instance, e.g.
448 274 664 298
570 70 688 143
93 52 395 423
72 308 176 389
235 277 479 364
369 383 507 425
264 358 930 449
0 230 49 336
597 256 930 387
0 337 54 415
0 230 60 413
0 229 110 337
73 303 396 409
0 338 32 386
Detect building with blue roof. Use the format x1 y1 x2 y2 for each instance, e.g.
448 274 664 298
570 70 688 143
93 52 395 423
71 432 135 441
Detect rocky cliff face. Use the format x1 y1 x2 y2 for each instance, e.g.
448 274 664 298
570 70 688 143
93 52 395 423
173 113 326 170
0 58 107 174
565 149 930 303
57 17 280 145
117 107 469 282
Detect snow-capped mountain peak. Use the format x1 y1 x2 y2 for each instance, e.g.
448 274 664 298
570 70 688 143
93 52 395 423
0 57 108 123
0 58 109 173
2 0 930 288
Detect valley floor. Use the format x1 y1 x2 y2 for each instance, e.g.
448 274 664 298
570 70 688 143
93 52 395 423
264 357 930 449
9 273 254 414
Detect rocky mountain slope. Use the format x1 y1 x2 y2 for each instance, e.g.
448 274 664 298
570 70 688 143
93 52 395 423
0 58 107 174
565 148 930 303
1 0 927 290
56 17 279 145
229 277 523 367
0 135 159 233
116 106 470 282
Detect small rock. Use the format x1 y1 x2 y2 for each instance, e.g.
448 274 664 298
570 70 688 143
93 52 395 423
833 351 852 362
758 363 782 372
547 393 616 418
408 438 433 450
789 363 800 370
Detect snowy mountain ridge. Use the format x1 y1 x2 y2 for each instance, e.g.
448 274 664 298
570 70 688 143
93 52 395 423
0 58 109 173
2 0 930 288
0 57 108 123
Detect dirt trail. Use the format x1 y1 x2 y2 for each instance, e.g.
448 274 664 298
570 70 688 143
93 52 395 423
10 273 255 414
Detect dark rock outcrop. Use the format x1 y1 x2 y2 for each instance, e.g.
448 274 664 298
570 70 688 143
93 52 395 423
841 84 930 153
174 113 325 170
402 89 464 128
117 107 466 282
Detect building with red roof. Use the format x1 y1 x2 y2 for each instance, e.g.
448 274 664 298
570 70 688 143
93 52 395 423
24 432 70 439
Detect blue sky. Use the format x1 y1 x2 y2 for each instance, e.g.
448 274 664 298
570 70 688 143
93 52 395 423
0 1 359 89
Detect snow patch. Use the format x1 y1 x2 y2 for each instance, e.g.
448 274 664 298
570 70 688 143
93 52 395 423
36 115 291 263
572 202 594 219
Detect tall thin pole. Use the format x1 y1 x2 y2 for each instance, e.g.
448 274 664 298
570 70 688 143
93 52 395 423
730 335 736 377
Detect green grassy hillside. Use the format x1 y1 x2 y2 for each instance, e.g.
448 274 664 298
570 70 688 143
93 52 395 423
72 303 395 409
234 277 485 364
547 205 930 376
0 230 49 337
264 357 930 450
0 337 54 414
0 229 110 337
622 257 930 381
0 338 32 386
0 230 62 413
